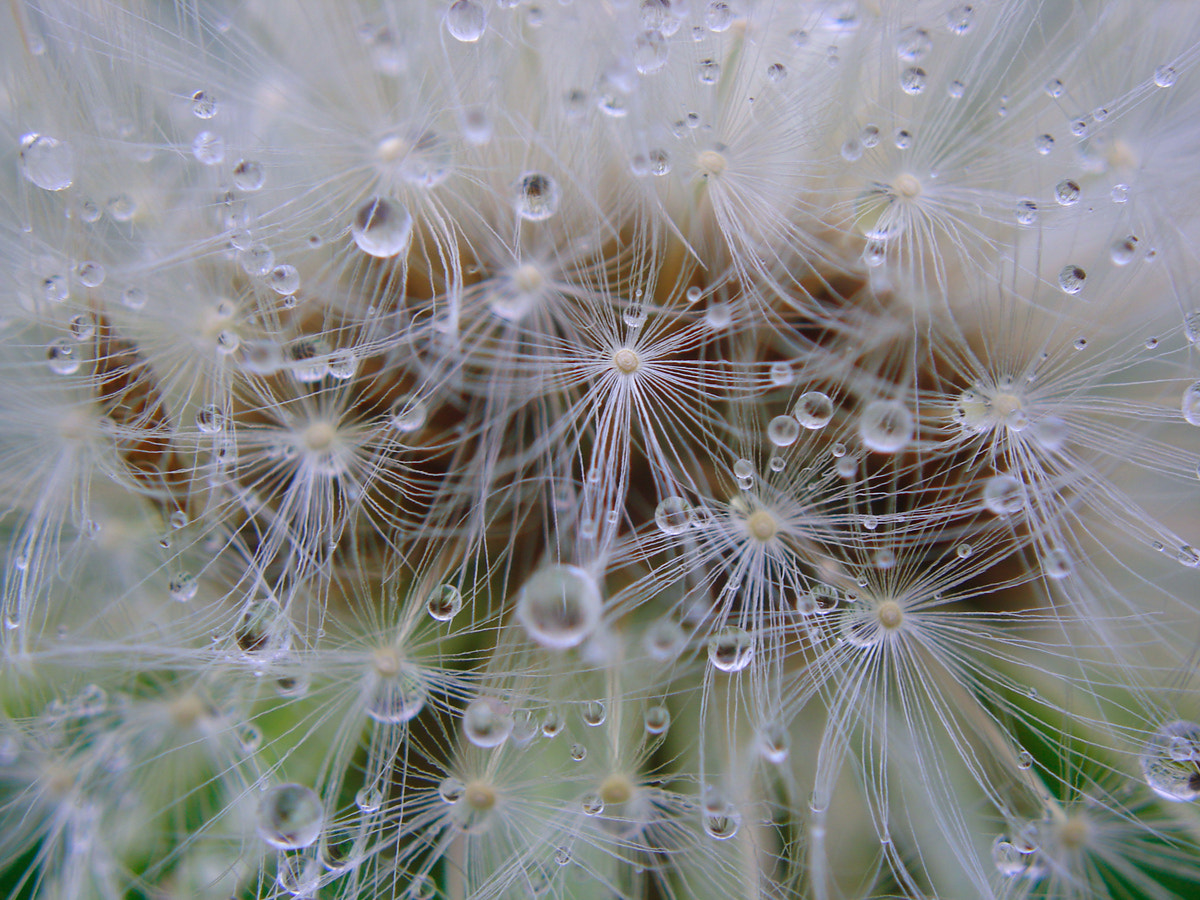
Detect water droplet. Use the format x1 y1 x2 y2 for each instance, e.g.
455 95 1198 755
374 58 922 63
570 742 587 761
1110 234 1139 265
766 62 787 82
46 338 80 375
1140 721 1200 801
389 394 427 433
426 583 463 621
639 0 681 35
439 777 465 803
445 0 486 42
234 597 293 661
19 134 74 191
268 264 300 296
513 172 560 221
767 415 800 447
554 846 571 866
633 30 668 74
232 159 264 191
1034 133 1054 155
582 699 606 727
899 66 926 95
191 89 217 119
73 684 108 717
257 784 324 850
326 349 356 380
169 573 198 602
1015 199 1039 226
654 497 693 535
644 617 687 661
945 4 974 34
1186 310 1200 344
794 391 834 429
192 131 225 166
107 194 137 221
120 286 147 310
367 665 427 724
68 314 95 341
541 708 564 737
215 330 240 355
352 197 413 258
947 79 965 98
355 787 383 812
862 240 886 267
241 339 283 375
685 285 703 305
1058 264 1086 294
461 106 492 144
581 792 604 815
1111 183 1129 203
1031 415 1067 451
44 273 69 304
1054 179 1081 206
732 458 755 490
1154 65 1177 89
753 724 791 770
703 808 740 839
1042 548 1072 579
76 261 105 288
894 129 912 149
238 244 274 276
992 838 1029 878
983 475 1025 515
697 58 720 85
859 399 913 453
768 362 793 386
956 543 973 559
515 564 602 650
705 0 734 31
841 137 863 162
708 626 754 673
622 300 647 328
643 705 670 734
463 698 513 748
1181 382 1200 426
896 26 932 62
1044 78 1065 98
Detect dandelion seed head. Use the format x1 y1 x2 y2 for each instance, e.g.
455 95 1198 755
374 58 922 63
612 347 641 374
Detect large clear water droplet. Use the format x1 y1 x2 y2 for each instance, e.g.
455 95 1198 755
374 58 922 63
515 564 602 649
463 698 513 748
351 197 413 258
445 0 486 42
20 134 74 191
1140 721 1200 801
257 783 324 850
859 400 913 453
